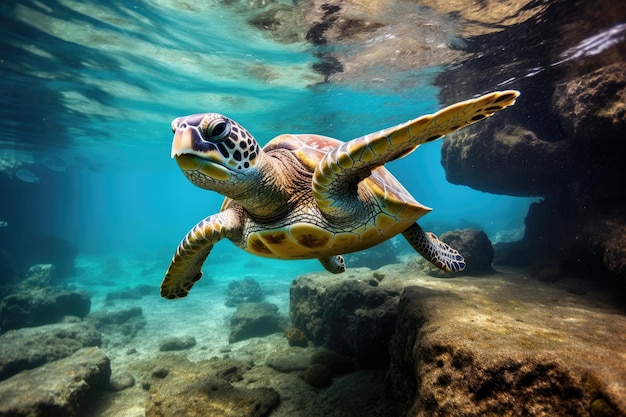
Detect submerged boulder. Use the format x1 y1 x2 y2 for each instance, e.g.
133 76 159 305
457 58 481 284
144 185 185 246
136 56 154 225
265 348 312 373
434 1 626 285
0 288 91 331
229 302 287 344
389 280 626 416
440 229 495 275
86 306 143 329
148 375 279 417
158 335 197 352
85 306 146 347
305 363 333 388
441 123 575 197
290 271 400 366
552 63 626 142
16 264 55 290
225 277 265 307
146 356 279 417
289 264 626 415
0 322 101 381
0 347 110 417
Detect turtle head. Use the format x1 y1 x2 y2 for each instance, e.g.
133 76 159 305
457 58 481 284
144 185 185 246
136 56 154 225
170 113 263 197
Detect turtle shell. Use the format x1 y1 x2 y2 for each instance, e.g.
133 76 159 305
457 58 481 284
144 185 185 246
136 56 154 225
222 134 431 259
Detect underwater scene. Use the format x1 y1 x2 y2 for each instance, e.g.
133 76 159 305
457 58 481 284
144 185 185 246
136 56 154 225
1 0 625 415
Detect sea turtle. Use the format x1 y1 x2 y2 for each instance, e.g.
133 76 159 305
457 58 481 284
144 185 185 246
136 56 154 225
160 90 519 299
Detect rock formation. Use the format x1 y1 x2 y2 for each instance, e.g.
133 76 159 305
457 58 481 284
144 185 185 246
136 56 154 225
229 302 287 343
0 347 111 417
0 288 91 331
0 322 101 381
290 265 626 416
145 356 280 417
436 2 626 284
290 270 400 366
225 277 266 307
389 282 626 416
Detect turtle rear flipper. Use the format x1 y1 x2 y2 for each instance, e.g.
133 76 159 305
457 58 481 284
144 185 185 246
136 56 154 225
312 91 519 219
160 211 239 299
402 223 466 273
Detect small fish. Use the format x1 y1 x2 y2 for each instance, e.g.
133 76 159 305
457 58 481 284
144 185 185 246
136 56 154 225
15 168 40 183
42 156 67 172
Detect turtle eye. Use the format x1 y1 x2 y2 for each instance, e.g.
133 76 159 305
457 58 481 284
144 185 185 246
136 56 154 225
204 119 231 143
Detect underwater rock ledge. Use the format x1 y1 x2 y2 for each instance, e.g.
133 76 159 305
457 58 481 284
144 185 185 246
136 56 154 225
436 1 626 285
389 284 626 416
291 269 400 367
0 347 111 416
291 265 626 416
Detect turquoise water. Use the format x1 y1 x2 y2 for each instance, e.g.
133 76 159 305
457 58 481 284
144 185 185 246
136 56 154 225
3 3 626 415
1 0 533 280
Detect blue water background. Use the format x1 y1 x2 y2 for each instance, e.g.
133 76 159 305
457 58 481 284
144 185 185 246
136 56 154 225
1 0 533 277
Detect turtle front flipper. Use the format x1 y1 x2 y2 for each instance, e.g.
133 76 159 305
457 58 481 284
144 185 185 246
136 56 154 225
312 91 519 217
402 223 466 273
161 211 240 299
318 255 346 273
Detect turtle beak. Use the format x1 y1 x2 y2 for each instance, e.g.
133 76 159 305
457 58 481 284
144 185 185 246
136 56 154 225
171 126 194 159
170 117 233 181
